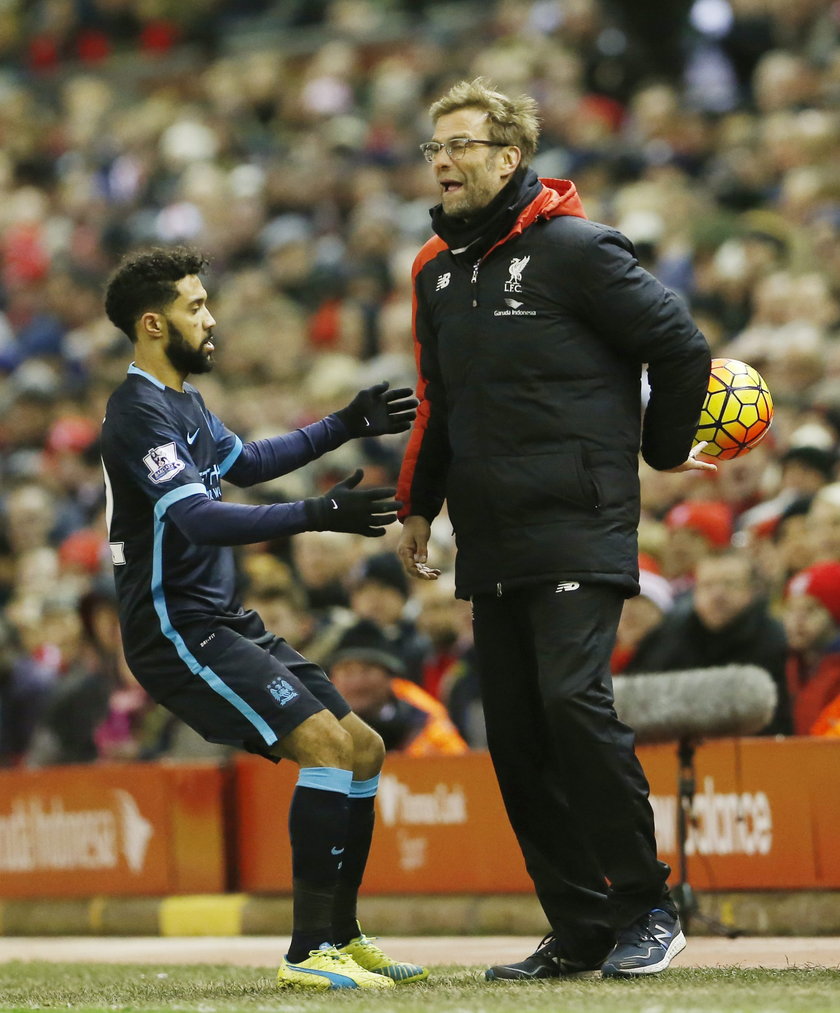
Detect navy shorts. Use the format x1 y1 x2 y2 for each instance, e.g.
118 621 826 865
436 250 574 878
131 610 351 761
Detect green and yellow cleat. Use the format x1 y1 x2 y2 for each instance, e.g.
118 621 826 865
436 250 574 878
338 930 430 984
276 943 395 990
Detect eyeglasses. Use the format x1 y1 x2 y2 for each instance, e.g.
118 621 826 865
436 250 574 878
419 138 507 162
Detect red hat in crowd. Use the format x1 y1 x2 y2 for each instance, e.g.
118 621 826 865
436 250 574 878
664 500 733 549
58 529 105 575
46 416 98 454
786 562 840 625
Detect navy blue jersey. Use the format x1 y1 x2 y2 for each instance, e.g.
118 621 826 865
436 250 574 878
102 363 347 683
101 365 244 654
101 364 354 745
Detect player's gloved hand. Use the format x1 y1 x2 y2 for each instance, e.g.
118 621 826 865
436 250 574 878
335 381 419 437
303 469 401 537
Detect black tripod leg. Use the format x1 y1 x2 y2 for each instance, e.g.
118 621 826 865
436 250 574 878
672 739 743 938
672 739 698 933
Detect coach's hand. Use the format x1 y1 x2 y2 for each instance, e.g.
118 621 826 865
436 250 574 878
398 515 441 580
335 381 418 437
304 469 401 537
664 441 718 474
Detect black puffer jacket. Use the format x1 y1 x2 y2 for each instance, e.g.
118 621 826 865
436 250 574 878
397 175 710 599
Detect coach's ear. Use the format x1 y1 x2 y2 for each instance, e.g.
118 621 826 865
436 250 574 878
139 312 164 341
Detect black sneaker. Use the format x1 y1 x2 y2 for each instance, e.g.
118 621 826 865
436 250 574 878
485 934 604 981
601 908 686 978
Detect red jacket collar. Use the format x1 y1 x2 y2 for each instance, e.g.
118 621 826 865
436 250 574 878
485 177 586 257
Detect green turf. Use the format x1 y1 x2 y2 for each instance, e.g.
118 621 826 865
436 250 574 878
0 962 838 1012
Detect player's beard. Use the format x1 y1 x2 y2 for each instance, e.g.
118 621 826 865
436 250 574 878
164 319 215 376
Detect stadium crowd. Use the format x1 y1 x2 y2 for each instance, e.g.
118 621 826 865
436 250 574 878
2 0 840 766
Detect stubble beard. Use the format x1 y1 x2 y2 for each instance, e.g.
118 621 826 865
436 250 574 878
442 170 502 220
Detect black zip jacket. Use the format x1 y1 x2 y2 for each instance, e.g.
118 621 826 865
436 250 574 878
397 176 711 599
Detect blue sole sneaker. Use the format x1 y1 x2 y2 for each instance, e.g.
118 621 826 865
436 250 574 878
601 908 686 977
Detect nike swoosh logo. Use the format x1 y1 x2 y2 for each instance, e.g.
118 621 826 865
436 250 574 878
331 847 345 856
187 428 200 444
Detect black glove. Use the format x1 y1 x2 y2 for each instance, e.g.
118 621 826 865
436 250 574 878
335 381 419 437
304 469 401 537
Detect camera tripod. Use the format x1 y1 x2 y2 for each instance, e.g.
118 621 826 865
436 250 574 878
670 738 743 938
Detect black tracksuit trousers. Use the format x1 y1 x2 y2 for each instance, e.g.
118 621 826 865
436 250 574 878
472 581 670 963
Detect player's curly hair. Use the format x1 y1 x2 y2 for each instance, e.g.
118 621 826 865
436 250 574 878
104 247 208 342
429 77 541 166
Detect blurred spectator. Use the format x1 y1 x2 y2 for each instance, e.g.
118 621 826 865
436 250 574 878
611 566 675 674
41 414 104 536
660 499 734 594
625 551 792 735
737 444 835 539
782 562 840 736
2 480 57 556
807 482 840 564
290 529 356 612
711 444 775 522
346 550 430 683
439 648 484 748
0 615 54 766
412 573 472 700
82 580 167 762
24 588 110 765
755 494 815 602
327 618 467 756
408 572 486 745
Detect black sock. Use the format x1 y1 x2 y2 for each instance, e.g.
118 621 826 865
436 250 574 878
286 767 351 963
333 775 378 947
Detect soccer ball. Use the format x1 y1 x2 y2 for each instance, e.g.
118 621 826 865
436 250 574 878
693 358 774 460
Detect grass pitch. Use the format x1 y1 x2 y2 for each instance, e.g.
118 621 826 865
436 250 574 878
0 962 838 1013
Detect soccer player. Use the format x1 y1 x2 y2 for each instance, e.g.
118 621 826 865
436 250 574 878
101 247 426 990
397 78 715 980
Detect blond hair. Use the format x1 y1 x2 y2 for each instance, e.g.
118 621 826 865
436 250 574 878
429 77 540 165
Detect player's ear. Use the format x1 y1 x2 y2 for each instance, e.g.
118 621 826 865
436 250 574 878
140 312 164 339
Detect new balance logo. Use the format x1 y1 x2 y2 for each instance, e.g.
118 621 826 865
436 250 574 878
555 581 580 593
436 272 451 291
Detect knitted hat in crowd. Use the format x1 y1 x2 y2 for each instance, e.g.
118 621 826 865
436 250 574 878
785 562 840 625
328 618 405 676
351 551 409 599
664 500 734 549
780 445 837 481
